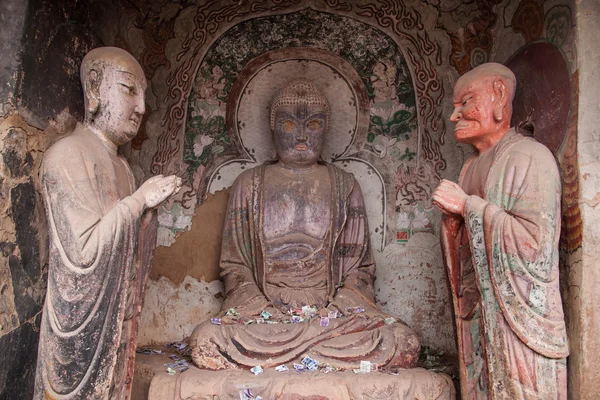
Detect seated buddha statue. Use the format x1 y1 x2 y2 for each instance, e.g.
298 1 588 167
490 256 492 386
189 80 420 371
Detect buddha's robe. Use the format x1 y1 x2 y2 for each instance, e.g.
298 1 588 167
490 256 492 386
34 124 157 400
190 163 419 370
440 130 568 399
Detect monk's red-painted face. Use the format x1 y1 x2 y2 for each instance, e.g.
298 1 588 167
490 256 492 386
450 76 497 146
273 104 326 168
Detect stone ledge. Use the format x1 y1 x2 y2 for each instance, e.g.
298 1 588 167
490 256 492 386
137 353 455 400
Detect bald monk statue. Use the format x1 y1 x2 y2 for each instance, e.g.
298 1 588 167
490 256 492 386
189 80 420 371
433 63 568 399
34 47 182 399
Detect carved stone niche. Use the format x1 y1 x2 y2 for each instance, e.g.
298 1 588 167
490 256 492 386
141 47 455 400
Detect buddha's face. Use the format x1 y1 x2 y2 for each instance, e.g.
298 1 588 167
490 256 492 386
450 75 497 145
90 59 147 146
273 103 326 168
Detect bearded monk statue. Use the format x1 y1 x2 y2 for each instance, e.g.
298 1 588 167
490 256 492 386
433 63 568 399
189 80 420 371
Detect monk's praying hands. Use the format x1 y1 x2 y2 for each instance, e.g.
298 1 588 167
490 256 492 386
432 179 468 216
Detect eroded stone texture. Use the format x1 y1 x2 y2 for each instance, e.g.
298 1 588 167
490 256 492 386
0 111 49 400
0 313 41 400
569 1 600 398
376 233 456 356
146 361 455 400
137 276 223 346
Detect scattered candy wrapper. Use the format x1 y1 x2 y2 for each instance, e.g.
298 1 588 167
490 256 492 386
167 367 176 375
328 310 339 319
250 365 264 375
136 347 163 355
211 317 222 325
347 306 365 314
260 310 272 320
290 316 304 323
226 308 240 317
256 318 265 324
301 355 319 371
166 342 188 352
169 354 181 361
275 364 289 372
320 317 329 327
384 317 396 325
293 363 306 372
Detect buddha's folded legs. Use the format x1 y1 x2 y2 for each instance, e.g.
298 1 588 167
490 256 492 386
189 315 419 371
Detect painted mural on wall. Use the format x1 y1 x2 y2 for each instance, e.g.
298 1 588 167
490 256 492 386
183 10 418 210
117 1 452 251
98 0 578 250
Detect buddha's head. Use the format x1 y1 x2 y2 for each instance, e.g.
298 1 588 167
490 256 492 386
81 47 147 146
270 80 330 168
450 62 516 148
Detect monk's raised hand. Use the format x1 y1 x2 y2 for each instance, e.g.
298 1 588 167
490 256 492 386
136 175 182 208
432 179 468 216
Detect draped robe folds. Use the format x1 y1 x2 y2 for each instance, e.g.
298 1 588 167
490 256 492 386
191 163 420 370
34 124 157 400
440 130 568 400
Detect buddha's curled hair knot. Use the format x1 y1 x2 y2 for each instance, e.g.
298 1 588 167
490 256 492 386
270 79 330 131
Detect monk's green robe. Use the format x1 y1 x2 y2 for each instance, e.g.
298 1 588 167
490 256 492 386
441 130 568 400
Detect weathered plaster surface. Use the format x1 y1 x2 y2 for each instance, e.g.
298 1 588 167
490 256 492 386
0 113 49 400
151 190 229 284
569 1 600 398
376 233 456 355
137 276 223 346
0 0 27 116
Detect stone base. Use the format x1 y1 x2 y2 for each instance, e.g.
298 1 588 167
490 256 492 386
137 353 455 400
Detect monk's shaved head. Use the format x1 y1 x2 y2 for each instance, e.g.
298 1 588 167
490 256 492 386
450 62 517 152
456 62 517 104
80 46 145 88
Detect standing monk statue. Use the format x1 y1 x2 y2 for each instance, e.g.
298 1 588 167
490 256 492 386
34 47 182 399
189 79 420 371
433 63 568 399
